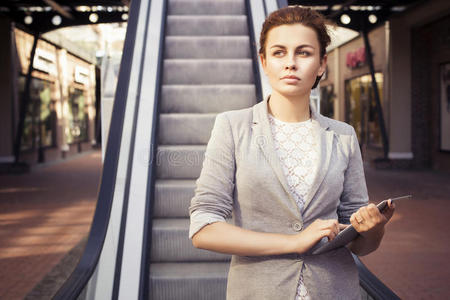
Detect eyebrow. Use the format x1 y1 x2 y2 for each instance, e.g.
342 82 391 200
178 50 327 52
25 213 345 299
269 44 315 50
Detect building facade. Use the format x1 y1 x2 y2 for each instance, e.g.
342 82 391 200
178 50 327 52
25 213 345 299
0 20 97 166
320 0 450 171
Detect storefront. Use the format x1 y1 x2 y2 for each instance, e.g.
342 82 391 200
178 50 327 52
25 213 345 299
319 0 450 171
320 24 388 161
3 28 97 164
344 73 384 149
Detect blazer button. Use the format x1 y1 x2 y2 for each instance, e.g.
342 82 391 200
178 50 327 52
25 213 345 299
292 222 303 232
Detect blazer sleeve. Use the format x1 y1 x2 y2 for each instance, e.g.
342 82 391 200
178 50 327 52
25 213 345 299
189 112 236 237
338 127 369 224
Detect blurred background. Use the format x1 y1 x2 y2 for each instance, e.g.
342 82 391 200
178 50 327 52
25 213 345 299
0 0 449 299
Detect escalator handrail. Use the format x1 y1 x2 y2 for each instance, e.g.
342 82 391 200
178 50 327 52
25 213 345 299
52 0 142 298
245 0 263 103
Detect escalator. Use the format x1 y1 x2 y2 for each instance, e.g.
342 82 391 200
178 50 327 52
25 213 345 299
149 0 255 298
54 0 400 299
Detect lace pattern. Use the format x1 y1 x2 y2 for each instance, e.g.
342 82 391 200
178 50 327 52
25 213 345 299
268 114 319 213
268 113 319 300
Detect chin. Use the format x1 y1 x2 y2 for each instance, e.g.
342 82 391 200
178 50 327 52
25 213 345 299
274 86 309 98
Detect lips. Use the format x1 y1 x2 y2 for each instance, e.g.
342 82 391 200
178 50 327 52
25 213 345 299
281 75 300 80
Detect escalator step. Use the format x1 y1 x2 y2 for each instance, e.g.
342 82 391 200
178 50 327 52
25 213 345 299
156 145 205 179
158 113 217 145
165 36 251 59
154 179 196 218
149 262 229 300
166 15 248 36
168 0 245 16
160 84 256 113
162 59 254 85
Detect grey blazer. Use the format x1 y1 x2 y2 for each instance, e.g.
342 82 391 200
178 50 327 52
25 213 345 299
189 96 368 300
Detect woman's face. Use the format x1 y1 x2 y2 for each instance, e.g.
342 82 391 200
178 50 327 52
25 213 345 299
260 23 327 98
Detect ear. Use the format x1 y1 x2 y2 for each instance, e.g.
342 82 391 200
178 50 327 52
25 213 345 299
259 54 267 74
318 54 327 77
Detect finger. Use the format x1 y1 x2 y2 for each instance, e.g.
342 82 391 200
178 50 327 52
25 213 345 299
388 199 396 210
324 219 338 230
366 204 384 223
382 200 395 217
350 214 360 228
333 221 339 234
366 204 379 217
326 229 337 241
354 213 364 224
359 207 372 223
339 223 350 231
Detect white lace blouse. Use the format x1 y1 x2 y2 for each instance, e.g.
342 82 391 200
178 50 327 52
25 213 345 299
268 113 320 300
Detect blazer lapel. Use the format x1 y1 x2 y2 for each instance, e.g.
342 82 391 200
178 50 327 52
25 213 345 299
252 97 300 214
303 107 334 211
251 97 335 216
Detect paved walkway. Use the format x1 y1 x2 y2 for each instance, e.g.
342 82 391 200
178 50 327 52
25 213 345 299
0 151 102 300
0 151 449 299
361 165 450 299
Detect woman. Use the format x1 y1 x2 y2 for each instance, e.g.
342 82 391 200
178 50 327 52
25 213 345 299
189 6 395 300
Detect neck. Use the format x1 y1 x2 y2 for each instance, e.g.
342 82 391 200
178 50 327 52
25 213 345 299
267 91 311 123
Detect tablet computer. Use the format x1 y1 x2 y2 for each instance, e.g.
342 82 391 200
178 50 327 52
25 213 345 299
311 195 412 255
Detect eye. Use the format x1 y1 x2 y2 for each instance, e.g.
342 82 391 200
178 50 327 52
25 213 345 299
272 50 284 56
297 50 310 56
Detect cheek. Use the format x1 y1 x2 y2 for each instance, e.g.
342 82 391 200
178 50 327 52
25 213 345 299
265 59 283 75
303 60 321 74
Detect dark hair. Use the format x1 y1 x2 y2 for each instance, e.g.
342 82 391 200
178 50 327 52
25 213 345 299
259 6 332 60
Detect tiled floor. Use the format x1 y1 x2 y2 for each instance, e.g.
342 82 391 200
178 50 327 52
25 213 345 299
0 151 102 300
361 165 450 299
0 151 449 299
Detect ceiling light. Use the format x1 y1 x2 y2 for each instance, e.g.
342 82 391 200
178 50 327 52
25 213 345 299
89 13 99 23
52 15 62 26
24 16 33 25
368 14 377 24
121 13 128 21
340 14 351 25
391 6 406 12
77 6 90 12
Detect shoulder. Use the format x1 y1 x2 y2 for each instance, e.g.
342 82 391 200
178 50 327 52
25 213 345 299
219 106 253 122
317 115 359 151
320 115 355 137
216 105 254 130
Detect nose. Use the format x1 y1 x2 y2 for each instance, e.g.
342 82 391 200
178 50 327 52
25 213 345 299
285 57 297 70
286 64 296 70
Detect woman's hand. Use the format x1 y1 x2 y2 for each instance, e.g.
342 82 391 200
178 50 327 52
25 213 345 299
290 219 348 254
350 200 396 238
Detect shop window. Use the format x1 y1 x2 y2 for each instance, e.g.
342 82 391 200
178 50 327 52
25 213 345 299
345 73 384 147
18 76 57 151
67 87 89 144
320 85 335 118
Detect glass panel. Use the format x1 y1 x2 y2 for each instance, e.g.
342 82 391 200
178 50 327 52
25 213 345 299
39 81 55 147
67 88 88 144
345 73 384 147
18 76 34 151
18 77 56 150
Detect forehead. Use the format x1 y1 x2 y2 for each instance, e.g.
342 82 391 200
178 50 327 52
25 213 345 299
266 24 319 48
